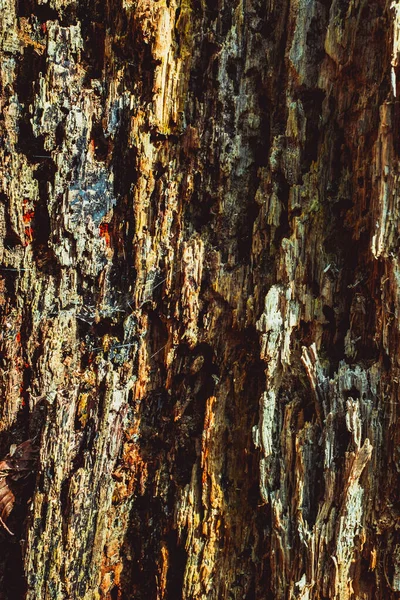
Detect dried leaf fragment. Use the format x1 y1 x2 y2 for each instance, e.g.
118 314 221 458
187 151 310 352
0 439 37 535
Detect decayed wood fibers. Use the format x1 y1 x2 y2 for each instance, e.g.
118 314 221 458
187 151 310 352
0 0 400 599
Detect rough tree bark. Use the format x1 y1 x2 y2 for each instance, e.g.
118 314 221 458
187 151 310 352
0 0 399 598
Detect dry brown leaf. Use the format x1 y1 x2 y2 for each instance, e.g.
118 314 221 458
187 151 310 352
0 440 37 535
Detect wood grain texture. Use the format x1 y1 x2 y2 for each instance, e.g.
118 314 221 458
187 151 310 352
0 0 399 598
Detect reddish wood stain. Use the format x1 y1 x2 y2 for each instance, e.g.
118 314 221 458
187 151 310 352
23 210 35 224
99 223 111 247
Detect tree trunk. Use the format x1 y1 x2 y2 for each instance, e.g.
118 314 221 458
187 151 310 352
0 0 399 598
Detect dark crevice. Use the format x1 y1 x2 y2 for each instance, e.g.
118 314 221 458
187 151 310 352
120 494 161 600
55 122 65 148
81 22 106 81
32 160 60 274
336 419 352 466
0 530 27 600
237 199 260 262
343 386 361 400
17 120 47 163
0 431 37 600
90 122 109 162
296 87 326 174
16 45 46 109
18 0 59 22
112 111 138 198
185 177 217 233
165 530 186 600
204 0 218 22
189 37 221 104
76 0 106 82
273 174 290 246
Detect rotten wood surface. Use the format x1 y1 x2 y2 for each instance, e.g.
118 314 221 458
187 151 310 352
0 0 400 599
